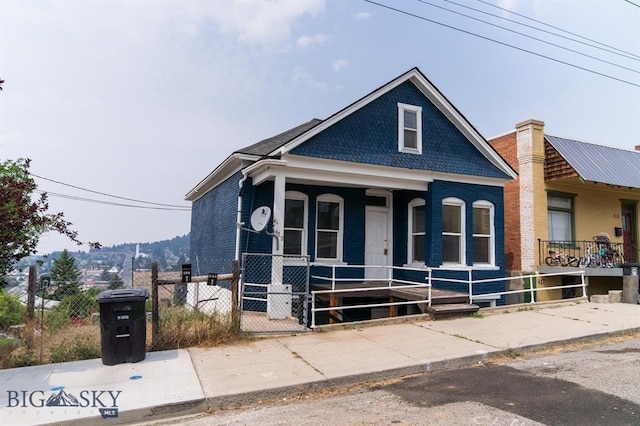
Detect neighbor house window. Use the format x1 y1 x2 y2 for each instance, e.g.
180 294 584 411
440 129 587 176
547 193 574 242
284 191 308 256
398 103 422 154
408 198 426 264
316 194 343 261
442 198 465 264
473 201 494 265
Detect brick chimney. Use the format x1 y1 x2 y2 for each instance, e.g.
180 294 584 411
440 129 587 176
635 145 640 151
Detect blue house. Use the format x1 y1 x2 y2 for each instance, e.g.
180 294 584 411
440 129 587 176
185 68 516 321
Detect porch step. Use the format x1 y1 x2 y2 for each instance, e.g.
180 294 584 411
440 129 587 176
426 303 480 320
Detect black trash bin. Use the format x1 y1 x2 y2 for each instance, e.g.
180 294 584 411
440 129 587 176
97 288 149 366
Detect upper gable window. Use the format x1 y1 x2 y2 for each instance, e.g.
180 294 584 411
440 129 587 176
398 103 422 154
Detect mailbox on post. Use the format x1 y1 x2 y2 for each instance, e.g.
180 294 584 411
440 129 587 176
207 273 218 286
181 264 192 283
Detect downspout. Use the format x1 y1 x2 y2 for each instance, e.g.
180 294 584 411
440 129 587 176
235 170 249 262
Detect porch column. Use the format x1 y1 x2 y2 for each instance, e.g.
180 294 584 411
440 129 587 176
516 119 547 271
271 174 285 285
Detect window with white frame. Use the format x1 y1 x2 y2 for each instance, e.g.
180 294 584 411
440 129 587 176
547 193 574 242
442 198 465 264
473 201 494 265
398 103 422 154
284 191 308 256
408 198 426 264
316 194 343 261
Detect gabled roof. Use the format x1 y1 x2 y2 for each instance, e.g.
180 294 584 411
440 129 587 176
236 119 323 156
186 67 516 201
546 135 640 188
236 67 515 179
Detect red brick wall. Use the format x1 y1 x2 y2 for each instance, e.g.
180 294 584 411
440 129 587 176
489 132 521 271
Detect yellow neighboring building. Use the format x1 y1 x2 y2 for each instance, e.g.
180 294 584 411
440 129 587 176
489 120 640 301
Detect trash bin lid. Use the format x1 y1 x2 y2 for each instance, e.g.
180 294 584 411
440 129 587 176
97 288 149 303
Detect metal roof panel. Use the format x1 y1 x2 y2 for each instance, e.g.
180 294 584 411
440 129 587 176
545 135 640 188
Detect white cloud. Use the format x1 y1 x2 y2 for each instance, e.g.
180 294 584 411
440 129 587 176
204 0 326 48
353 12 371 20
292 67 327 91
297 33 329 48
332 60 348 72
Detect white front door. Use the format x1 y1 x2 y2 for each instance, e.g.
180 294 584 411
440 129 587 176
365 208 389 280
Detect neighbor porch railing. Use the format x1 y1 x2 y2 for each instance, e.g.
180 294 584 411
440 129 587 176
538 239 626 268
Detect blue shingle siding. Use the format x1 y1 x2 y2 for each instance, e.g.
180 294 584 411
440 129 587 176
290 81 509 179
190 171 243 276
391 182 506 299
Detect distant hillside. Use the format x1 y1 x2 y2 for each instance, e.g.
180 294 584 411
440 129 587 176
16 234 190 275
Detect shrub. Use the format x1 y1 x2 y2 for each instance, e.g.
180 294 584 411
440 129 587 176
49 335 100 363
44 306 71 332
0 292 26 330
9 346 39 368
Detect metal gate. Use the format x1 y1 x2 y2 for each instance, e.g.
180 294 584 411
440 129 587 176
240 253 310 333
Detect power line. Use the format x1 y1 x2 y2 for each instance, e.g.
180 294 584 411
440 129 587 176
415 0 639 74
364 1 640 88
32 173 190 209
474 0 640 59
35 190 191 211
443 0 640 61
624 0 640 8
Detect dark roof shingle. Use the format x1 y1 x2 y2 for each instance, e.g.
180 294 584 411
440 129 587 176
235 119 323 156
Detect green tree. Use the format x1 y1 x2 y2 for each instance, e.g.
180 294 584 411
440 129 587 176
108 273 123 290
50 250 81 299
99 268 111 282
0 158 99 287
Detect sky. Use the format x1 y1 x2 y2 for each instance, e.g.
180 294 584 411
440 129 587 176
1 0 639 255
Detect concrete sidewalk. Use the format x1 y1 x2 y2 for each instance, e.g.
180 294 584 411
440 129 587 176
1 302 639 426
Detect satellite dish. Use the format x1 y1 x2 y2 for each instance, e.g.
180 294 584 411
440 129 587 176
250 206 271 232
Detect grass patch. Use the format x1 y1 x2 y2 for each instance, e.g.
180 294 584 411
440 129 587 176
154 307 242 350
469 312 484 319
503 348 521 359
49 335 100 363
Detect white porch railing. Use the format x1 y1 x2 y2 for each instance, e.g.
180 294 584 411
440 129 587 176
309 264 588 328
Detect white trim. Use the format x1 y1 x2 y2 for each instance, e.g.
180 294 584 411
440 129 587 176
184 153 260 201
442 197 466 266
398 103 423 154
284 191 308 256
315 194 344 262
407 198 426 264
472 200 495 267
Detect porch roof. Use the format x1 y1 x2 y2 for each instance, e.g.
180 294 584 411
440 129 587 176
546 135 640 189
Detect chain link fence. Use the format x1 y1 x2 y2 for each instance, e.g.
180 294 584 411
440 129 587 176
240 253 310 334
150 263 239 350
1 270 102 368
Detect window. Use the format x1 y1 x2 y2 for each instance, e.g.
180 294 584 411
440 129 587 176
548 193 574 242
442 198 465 264
398 103 422 154
316 194 343 261
284 191 308 255
408 198 426 264
473 201 494 265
